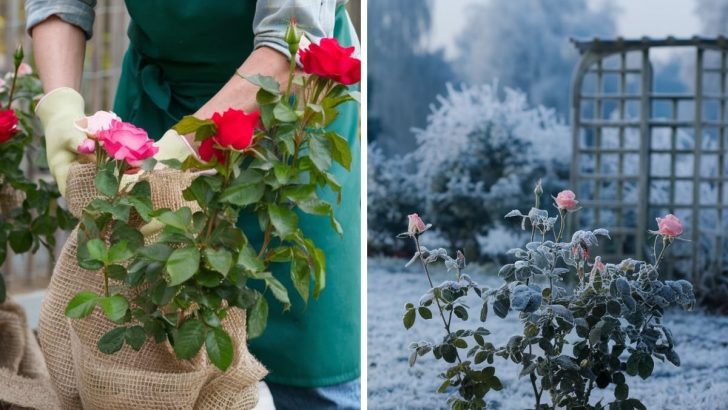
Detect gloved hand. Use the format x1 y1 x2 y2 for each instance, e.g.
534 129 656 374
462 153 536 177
155 129 198 164
35 87 87 197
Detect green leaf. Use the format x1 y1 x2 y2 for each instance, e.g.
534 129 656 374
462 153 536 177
125 326 146 351
638 354 654 379
309 134 332 172
137 243 173 262
95 165 119 197
98 327 126 354
99 295 129 322
108 241 133 263
403 308 416 329
206 327 234 371
626 353 640 376
204 248 233 276
86 238 107 263
166 247 200 286
268 204 298 239
250 271 290 308
256 89 280 105
324 132 352 170
241 74 281 94
493 298 510 319
220 182 264 207
418 306 432 319
157 208 192 231
273 102 298 122
172 115 215 137
65 291 98 318
290 257 310 303
8 229 32 253
615 383 629 401
173 319 206 360
237 244 265 273
247 295 269 339
296 197 332 216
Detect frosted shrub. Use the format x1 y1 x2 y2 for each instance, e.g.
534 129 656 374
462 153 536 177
401 182 695 410
407 83 569 259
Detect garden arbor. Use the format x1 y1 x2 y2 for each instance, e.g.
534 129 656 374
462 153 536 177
570 37 728 306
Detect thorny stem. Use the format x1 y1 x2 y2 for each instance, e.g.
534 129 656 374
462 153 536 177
530 372 542 409
413 235 464 371
5 62 20 110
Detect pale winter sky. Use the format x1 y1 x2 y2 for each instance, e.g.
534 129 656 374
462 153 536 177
430 0 703 61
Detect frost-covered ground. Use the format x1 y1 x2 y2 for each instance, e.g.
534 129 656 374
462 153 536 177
367 258 728 410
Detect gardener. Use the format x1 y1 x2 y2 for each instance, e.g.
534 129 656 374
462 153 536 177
25 1 361 409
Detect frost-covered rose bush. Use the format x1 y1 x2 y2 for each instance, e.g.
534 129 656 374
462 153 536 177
402 182 695 409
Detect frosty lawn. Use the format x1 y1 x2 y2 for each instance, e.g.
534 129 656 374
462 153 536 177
367 258 728 410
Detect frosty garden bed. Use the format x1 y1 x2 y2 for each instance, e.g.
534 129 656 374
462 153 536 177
367 258 728 410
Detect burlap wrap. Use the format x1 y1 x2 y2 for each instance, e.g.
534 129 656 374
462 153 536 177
0 181 25 217
38 163 266 409
0 298 61 410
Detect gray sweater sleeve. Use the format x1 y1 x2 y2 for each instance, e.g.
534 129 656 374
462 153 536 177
253 0 356 59
25 0 97 39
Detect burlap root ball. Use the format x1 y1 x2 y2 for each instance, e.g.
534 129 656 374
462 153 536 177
38 163 266 410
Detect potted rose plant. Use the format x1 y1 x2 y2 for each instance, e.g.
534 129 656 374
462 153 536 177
37 21 359 409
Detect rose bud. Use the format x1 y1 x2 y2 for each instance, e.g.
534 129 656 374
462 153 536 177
407 213 426 236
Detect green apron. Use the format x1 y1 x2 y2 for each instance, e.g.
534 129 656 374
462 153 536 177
113 1 360 388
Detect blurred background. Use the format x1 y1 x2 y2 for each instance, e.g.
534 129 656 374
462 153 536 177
368 0 728 408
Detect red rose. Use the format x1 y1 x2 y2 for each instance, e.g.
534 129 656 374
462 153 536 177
210 109 259 152
0 109 19 143
300 38 361 85
198 137 226 164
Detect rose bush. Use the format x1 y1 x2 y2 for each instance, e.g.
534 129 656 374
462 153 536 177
402 182 695 410
64 21 360 370
0 46 76 303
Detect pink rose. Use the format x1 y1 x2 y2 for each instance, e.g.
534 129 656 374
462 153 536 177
555 190 579 211
407 213 426 236
77 139 96 154
97 120 158 167
74 111 121 138
17 63 32 76
656 214 683 238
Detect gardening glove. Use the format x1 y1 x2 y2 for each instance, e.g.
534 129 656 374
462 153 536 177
35 87 87 197
155 129 198 164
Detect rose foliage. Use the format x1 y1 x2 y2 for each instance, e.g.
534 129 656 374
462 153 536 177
0 46 76 303
402 182 695 410
64 24 359 371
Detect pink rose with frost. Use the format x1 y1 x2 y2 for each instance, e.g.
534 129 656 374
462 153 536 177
555 190 579 211
17 63 32 76
656 214 683 238
593 256 605 273
407 213 426 236
74 111 121 138
77 139 95 154
97 120 158 167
